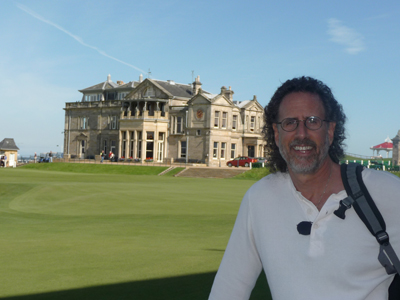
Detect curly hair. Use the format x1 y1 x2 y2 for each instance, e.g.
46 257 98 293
263 76 347 173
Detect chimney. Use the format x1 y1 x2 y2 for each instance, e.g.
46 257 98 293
117 81 124 85
107 74 111 82
252 95 257 101
221 86 234 101
192 75 202 95
139 74 143 83
220 86 227 95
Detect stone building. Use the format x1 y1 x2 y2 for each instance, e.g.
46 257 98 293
0 138 19 167
63 74 266 167
392 130 400 166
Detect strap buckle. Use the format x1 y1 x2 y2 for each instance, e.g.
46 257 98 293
376 231 389 245
334 197 353 220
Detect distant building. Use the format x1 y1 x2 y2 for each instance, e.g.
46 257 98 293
392 130 400 166
0 138 19 167
63 75 266 166
370 137 393 158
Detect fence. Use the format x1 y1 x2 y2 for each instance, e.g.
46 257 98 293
340 159 399 171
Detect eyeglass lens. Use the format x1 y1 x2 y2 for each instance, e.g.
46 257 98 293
281 116 323 131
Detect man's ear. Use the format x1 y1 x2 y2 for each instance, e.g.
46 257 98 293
273 123 279 147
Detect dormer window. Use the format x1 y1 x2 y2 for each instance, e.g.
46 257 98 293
84 94 99 102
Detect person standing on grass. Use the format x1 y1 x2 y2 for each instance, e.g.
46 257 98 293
208 76 400 300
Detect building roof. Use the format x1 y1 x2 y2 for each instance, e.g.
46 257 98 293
0 138 19 150
79 74 120 93
151 80 194 98
235 100 251 108
371 137 393 150
371 142 393 150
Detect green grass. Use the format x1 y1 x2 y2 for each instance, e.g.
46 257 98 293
0 166 271 300
20 162 168 175
233 167 271 180
162 167 185 177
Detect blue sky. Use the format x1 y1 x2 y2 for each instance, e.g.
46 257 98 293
1 0 399 157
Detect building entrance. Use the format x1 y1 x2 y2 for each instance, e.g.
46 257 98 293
248 145 255 157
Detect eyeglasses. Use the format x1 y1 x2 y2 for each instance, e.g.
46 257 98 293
276 116 329 132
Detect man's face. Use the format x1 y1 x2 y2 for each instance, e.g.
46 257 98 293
272 92 336 174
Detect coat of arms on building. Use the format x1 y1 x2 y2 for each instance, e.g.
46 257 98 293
196 109 204 120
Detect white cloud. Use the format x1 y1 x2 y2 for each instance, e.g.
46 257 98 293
327 18 365 54
16 3 147 74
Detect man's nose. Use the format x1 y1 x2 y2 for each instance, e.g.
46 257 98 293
294 121 309 137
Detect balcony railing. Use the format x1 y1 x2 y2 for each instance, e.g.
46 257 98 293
120 110 168 120
65 100 121 109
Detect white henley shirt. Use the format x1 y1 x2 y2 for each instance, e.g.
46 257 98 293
209 168 400 300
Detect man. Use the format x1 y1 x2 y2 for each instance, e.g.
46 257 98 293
100 150 105 163
109 151 114 162
209 77 400 299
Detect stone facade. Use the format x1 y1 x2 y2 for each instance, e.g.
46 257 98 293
392 130 400 166
63 75 266 167
0 138 19 167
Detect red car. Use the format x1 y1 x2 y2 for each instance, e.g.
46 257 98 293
227 156 257 167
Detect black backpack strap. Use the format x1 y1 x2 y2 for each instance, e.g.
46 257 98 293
335 163 400 275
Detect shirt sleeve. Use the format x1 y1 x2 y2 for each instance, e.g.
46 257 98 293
208 188 263 300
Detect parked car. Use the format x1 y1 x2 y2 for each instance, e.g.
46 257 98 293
226 156 257 167
255 157 268 164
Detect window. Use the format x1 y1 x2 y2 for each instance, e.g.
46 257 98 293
176 117 183 133
103 140 107 154
214 111 220 127
172 116 183 134
122 131 127 158
196 130 201 136
146 132 154 159
158 132 165 161
84 94 97 102
221 142 226 159
106 91 116 100
232 115 237 130
111 141 116 154
81 140 85 154
213 142 218 158
110 116 117 130
137 131 142 159
222 112 227 128
130 132 135 158
180 141 187 158
250 116 255 132
118 92 127 100
231 143 236 159
80 117 88 129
